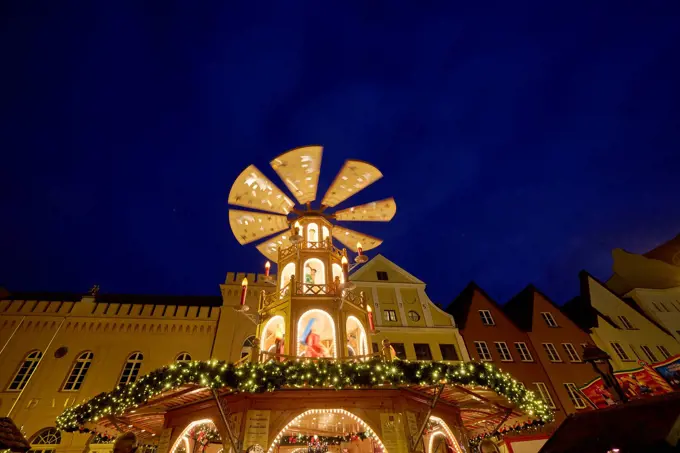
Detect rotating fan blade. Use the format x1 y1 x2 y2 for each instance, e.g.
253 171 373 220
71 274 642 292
270 145 323 205
229 209 289 245
320 160 383 208
334 197 396 222
255 231 294 263
228 165 295 215
332 226 382 252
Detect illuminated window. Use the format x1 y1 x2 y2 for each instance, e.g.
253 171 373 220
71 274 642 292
414 343 432 360
562 343 581 362
384 310 397 322
376 271 388 281
542 343 561 362
118 352 143 386
439 344 459 361
494 342 513 361
479 310 494 326
346 316 369 357
175 352 192 363
8 350 42 391
564 383 587 409
514 342 533 362
534 382 556 409
62 351 94 391
474 341 492 361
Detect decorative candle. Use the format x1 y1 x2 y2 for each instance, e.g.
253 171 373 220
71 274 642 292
294 221 301 236
357 242 363 256
367 305 375 331
341 256 349 283
265 261 271 277
240 278 248 306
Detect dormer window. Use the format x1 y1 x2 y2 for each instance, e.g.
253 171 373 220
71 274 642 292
376 271 388 281
541 312 558 327
479 310 495 326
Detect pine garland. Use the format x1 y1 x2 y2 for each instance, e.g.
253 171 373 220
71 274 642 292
56 359 553 436
280 432 369 446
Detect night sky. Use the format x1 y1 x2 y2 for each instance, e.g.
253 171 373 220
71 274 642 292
2 3 679 305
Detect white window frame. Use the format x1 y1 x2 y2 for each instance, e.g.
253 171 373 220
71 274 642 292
541 312 558 327
62 351 94 391
562 343 581 362
479 310 495 326
514 342 534 362
618 315 635 329
534 382 556 409
658 345 671 360
494 342 513 361
542 343 562 362
175 352 192 363
640 345 658 363
564 383 587 409
7 350 42 391
384 310 397 322
118 352 144 386
29 427 62 453
474 341 492 361
610 342 631 361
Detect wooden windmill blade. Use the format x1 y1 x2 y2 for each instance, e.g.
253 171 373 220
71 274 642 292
331 226 383 252
228 209 289 245
320 160 383 208
255 231 294 262
228 165 295 215
333 197 396 222
270 145 323 205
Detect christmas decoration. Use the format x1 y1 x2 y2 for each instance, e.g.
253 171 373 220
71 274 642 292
56 359 553 438
187 423 221 453
280 432 369 446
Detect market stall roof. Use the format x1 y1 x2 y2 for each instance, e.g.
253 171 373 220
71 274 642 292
538 392 680 453
0 417 31 452
58 359 551 442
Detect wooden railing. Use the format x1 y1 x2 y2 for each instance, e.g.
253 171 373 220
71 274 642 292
259 275 367 311
277 238 345 262
258 350 382 363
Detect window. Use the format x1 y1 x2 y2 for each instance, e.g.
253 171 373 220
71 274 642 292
439 344 459 361
62 351 93 391
658 345 671 359
542 343 561 362
562 343 581 362
118 352 143 386
176 352 192 363
407 311 421 322
479 310 494 326
372 343 379 353
384 310 397 322
534 382 556 408
241 336 256 359
414 343 432 361
564 383 587 409
474 341 492 361
494 342 513 361
660 302 670 312
8 350 42 391
610 342 631 361
29 427 61 453
514 342 533 362
618 316 635 330
391 343 407 359
630 344 642 361
376 271 388 281
541 312 558 327
640 345 658 363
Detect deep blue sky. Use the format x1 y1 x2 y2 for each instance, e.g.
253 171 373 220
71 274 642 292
1 2 679 305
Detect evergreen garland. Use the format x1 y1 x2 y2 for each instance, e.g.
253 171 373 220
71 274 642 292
280 432 369 446
56 359 553 437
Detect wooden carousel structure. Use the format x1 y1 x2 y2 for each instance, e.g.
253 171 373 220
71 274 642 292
55 147 553 453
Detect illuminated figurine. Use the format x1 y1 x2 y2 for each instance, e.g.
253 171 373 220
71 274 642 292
305 264 317 284
300 318 328 358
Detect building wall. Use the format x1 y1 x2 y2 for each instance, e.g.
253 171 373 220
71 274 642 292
455 288 566 423
626 286 680 343
524 292 597 414
584 275 680 370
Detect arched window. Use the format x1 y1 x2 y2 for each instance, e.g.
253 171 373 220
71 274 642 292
118 352 143 386
176 352 192 363
332 263 344 284
306 223 319 246
62 351 94 391
346 316 368 358
280 262 296 294
321 226 330 243
8 350 42 391
241 336 256 359
29 428 61 453
297 309 336 358
260 317 285 358
303 258 326 291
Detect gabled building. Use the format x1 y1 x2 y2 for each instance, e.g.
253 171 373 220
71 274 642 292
447 282 566 423
563 271 680 371
504 285 597 414
350 254 469 362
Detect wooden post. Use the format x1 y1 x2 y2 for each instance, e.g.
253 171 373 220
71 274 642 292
290 274 297 296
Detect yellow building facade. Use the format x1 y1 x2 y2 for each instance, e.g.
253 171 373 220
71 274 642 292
0 256 466 453
563 272 680 371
